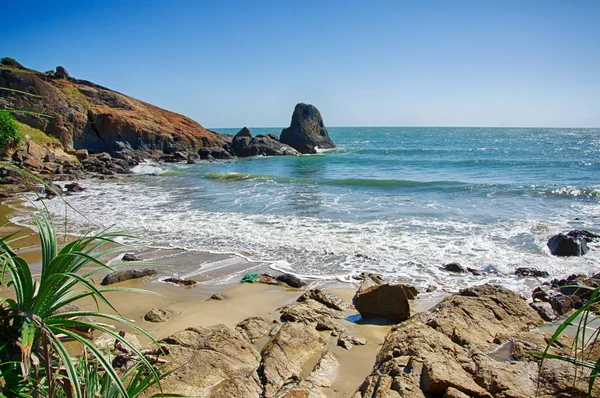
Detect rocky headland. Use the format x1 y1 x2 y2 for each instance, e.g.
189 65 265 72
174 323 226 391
0 58 335 196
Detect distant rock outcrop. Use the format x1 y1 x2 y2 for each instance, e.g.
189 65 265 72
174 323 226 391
280 103 335 154
231 127 299 157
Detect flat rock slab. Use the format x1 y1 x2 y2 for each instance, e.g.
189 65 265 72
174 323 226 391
260 322 327 397
156 325 262 397
279 299 346 333
236 317 274 343
297 289 350 311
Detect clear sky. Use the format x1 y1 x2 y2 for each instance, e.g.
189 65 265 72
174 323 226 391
4 0 600 128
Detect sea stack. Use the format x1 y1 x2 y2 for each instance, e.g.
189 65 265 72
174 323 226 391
280 103 335 154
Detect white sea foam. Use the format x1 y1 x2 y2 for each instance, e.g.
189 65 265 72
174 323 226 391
12 178 600 294
131 161 168 175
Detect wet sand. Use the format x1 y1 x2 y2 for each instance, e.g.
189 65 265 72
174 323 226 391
0 200 440 397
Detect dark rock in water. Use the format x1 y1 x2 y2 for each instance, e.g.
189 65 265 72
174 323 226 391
231 127 253 156
297 289 349 311
532 287 550 302
529 302 556 321
121 253 140 262
248 134 300 156
186 158 196 164
550 294 581 315
209 293 225 300
198 148 213 160
567 230 600 242
467 267 483 276
515 267 550 278
232 127 299 157
558 285 595 301
276 273 305 288
547 233 589 256
100 268 156 285
163 277 197 287
550 273 587 288
280 103 335 154
144 308 172 322
353 280 414 322
160 151 188 163
45 182 64 198
444 262 467 273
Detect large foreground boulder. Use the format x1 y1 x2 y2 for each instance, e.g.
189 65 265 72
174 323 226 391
353 275 417 323
353 284 596 397
280 103 335 154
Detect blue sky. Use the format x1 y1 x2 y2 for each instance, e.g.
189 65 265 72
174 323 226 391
4 1 600 127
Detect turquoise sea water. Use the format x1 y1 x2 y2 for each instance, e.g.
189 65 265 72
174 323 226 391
22 127 600 293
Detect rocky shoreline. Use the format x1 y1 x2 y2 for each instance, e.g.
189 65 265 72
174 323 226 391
90 270 599 397
3 58 600 397
1 59 336 198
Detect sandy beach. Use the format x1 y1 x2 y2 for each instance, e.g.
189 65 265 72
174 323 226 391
0 201 407 397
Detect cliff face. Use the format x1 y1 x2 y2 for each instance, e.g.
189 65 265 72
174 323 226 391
0 60 230 158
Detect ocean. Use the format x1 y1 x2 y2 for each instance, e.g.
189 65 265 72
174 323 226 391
15 127 600 294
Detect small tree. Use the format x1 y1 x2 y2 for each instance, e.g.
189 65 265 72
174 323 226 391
0 109 22 156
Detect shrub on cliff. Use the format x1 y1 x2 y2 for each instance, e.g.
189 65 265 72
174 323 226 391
0 109 22 155
0 57 23 68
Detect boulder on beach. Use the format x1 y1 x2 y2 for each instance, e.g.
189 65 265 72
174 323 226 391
163 277 197 287
280 103 335 154
275 273 305 288
144 308 172 323
279 298 347 333
353 284 593 398
100 268 156 285
121 253 141 262
352 274 417 323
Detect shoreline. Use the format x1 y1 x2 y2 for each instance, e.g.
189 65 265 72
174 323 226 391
2 198 599 396
0 201 400 397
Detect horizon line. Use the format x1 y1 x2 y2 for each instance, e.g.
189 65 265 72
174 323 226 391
209 125 600 130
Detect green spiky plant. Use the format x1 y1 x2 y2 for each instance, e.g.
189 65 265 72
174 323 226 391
534 286 600 397
0 210 175 397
